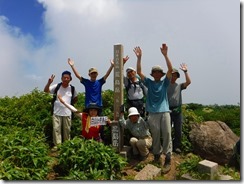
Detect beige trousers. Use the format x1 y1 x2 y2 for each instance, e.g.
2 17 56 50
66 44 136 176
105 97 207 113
130 136 152 156
52 115 71 146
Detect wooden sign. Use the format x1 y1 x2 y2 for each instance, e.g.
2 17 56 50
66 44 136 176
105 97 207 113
111 122 120 147
112 44 124 152
113 44 124 121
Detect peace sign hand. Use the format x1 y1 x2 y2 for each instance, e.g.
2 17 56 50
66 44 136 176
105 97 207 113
48 74 55 84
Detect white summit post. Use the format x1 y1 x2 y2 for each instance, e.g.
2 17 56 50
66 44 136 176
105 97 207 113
111 44 124 152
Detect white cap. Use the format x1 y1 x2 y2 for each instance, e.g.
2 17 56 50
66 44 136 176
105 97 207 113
128 107 140 117
126 67 136 73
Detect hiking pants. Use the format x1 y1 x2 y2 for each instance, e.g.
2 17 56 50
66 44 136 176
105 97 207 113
130 136 152 156
52 115 71 146
170 111 183 150
147 112 172 155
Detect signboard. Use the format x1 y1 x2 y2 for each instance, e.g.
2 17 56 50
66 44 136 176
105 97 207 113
112 44 124 152
113 44 124 121
111 122 120 147
90 116 108 127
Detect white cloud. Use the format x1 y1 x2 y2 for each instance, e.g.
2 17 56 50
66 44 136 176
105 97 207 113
0 0 240 105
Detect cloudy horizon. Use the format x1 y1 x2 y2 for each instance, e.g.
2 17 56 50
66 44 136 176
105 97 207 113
0 0 240 105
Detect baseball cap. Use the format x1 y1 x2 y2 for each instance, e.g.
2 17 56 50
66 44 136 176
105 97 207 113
126 67 136 73
172 68 180 78
62 70 71 76
89 67 98 74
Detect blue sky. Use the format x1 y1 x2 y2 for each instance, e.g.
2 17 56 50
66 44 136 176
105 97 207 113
0 0 45 41
0 0 241 105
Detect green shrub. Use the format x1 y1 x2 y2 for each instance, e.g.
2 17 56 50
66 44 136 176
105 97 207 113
56 137 127 180
0 89 240 180
0 126 52 180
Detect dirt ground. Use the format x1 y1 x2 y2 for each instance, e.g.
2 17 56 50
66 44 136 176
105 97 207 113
121 152 183 180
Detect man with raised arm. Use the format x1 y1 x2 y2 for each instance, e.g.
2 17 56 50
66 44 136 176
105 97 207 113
68 58 114 110
135 43 173 174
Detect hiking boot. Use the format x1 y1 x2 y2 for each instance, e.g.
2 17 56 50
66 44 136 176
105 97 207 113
139 153 149 161
152 154 161 167
154 154 160 161
162 152 171 174
162 162 171 174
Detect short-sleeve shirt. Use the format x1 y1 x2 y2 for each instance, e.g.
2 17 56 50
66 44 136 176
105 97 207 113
81 77 105 107
143 76 170 113
50 84 78 116
167 82 186 107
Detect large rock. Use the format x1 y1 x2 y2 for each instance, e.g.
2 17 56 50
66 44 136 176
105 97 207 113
189 121 239 165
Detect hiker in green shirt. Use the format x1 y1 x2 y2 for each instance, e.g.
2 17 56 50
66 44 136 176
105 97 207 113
119 107 152 161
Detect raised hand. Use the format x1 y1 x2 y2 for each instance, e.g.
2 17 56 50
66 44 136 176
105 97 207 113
123 55 130 64
160 43 168 56
110 59 114 66
133 47 142 58
179 63 188 72
48 74 55 84
68 58 74 66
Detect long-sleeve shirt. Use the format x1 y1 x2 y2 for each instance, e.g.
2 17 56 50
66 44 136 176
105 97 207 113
119 116 151 139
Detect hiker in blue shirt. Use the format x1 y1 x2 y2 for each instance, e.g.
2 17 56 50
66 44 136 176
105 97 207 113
68 58 114 109
135 43 173 174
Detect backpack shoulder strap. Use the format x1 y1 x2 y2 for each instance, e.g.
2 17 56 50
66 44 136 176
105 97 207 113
51 82 62 114
70 84 75 95
70 84 75 105
136 76 146 96
125 78 132 93
125 76 146 95
54 82 62 95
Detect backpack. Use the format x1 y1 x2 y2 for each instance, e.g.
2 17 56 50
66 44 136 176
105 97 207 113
125 76 147 98
51 82 75 115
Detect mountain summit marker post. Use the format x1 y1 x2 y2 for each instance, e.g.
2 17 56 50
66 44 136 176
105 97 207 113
111 44 124 152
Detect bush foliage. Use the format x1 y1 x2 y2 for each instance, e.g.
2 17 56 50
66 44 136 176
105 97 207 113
56 137 127 180
0 89 240 180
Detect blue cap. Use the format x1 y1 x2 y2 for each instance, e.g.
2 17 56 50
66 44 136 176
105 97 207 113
62 70 71 77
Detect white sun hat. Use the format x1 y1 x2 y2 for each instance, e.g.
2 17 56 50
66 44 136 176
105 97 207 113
128 107 140 117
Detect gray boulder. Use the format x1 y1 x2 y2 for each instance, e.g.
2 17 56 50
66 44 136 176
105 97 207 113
189 121 239 165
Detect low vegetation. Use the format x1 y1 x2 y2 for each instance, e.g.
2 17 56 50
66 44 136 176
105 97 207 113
0 89 240 180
